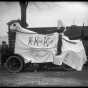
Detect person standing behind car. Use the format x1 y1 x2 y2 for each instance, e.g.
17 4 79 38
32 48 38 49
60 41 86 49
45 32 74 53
1 41 9 66
0 44 2 65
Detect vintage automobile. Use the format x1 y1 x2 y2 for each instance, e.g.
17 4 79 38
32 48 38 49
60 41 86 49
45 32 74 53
0 19 86 73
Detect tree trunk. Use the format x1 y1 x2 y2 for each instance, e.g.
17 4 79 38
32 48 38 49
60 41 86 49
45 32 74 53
19 1 28 27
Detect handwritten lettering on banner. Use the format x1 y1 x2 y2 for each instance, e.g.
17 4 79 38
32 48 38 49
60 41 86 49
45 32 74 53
27 33 58 48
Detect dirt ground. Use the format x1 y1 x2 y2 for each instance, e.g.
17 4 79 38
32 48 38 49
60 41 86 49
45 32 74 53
0 65 88 87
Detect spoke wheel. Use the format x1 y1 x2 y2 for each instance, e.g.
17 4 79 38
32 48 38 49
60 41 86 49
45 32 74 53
4 55 24 73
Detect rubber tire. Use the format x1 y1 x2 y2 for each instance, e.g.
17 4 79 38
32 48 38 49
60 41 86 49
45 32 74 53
4 55 24 73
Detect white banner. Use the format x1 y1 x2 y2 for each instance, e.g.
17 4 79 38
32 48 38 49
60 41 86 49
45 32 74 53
15 29 58 63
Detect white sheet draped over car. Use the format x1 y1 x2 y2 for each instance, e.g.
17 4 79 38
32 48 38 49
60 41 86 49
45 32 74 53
13 22 87 71
53 35 87 71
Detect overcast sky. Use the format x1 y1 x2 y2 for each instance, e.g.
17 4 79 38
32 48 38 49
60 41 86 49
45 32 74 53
27 2 88 27
0 1 88 36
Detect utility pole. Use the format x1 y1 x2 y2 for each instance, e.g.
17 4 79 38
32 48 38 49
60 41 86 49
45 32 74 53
19 1 28 27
